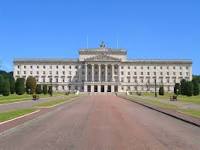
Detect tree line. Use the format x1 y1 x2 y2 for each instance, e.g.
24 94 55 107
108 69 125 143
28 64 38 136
0 71 53 96
158 76 200 96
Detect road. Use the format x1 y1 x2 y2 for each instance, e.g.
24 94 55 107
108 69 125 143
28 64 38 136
0 95 200 150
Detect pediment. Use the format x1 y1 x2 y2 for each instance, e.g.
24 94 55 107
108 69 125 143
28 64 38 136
85 54 121 62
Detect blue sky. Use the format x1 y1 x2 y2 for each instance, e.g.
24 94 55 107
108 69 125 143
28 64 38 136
0 0 200 74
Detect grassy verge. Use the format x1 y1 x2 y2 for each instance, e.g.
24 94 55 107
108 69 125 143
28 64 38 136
179 109 200 118
128 95 177 109
35 94 78 108
142 92 200 104
0 108 37 122
126 94 200 118
0 93 66 104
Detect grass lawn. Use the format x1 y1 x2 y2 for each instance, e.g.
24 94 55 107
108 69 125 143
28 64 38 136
127 93 200 118
0 108 37 122
0 93 65 104
142 92 200 104
128 95 177 110
179 109 200 118
35 94 78 108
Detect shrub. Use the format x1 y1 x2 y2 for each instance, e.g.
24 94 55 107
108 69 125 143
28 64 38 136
174 83 180 95
185 81 193 96
26 76 36 94
2 78 10 96
48 86 53 96
9 76 15 94
43 85 48 94
159 86 164 96
192 79 199 96
180 79 187 95
36 84 43 94
15 78 25 95
0 75 3 94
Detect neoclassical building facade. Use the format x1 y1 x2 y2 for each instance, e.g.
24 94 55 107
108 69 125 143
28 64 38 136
13 44 192 93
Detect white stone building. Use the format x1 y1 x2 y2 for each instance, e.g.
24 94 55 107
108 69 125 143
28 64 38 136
13 44 192 93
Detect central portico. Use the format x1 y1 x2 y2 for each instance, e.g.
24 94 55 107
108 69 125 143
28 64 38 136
79 42 125 93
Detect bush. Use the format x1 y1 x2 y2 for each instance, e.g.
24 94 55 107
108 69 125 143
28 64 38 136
9 76 15 94
36 84 43 94
32 94 39 100
0 75 4 95
48 86 53 96
159 86 164 96
43 85 48 94
26 76 36 94
65 91 70 95
192 79 199 96
15 78 25 95
185 81 193 96
180 79 187 95
174 83 180 95
2 79 10 96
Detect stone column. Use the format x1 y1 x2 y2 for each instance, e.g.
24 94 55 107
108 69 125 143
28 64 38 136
112 64 115 82
98 85 101 92
98 64 101 82
118 64 120 82
105 64 108 82
85 64 87 82
92 64 94 82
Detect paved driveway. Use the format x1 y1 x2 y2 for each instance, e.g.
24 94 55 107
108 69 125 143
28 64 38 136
0 95 200 150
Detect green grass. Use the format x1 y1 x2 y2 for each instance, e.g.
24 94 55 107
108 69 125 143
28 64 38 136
128 95 177 109
35 94 78 107
141 92 200 104
179 109 200 118
0 93 66 104
127 93 200 118
0 108 36 122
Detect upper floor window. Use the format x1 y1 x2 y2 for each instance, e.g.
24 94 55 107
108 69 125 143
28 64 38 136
17 65 20 69
30 66 33 69
24 66 26 69
128 66 130 69
121 66 124 69
56 66 59 69
43 66 46 69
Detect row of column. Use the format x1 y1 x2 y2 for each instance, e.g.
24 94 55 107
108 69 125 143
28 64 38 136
85 64 117 82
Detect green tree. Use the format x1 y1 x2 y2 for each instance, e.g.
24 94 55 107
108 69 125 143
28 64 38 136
185 81 193 96
159 86 164 96
174 83 180 95
48 86 53 96
0 74 3 94
192 79 199 96
180 79 187 95
36 84 42 94
43 85 48 94
26 76 36 94
15 78 25 95
2 78 10 96
9 75 15 94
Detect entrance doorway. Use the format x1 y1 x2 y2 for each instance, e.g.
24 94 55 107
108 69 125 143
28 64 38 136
87 85 91 92
114 86 118 92
94 85 98 92
107 85 111 92
101 85 104 92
